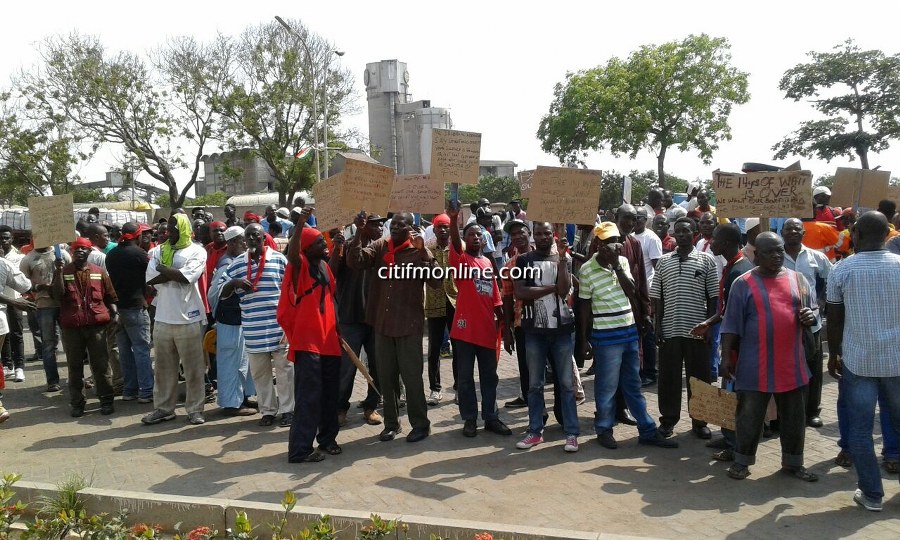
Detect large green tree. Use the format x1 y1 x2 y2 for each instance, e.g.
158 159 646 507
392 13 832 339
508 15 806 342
537 34 749 189
773 39 900 169
215 19 356 206
19 33 228 209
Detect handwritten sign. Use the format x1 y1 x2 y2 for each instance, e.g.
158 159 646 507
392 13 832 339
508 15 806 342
888 185 900 205
688 377 736 431
429 128 481 185
389 174 445 214
28 194 76 248
311 174 355 233
712 170 813 218
517 169 535 198
526 166 601 225
340 157 394 215
831 167 890 209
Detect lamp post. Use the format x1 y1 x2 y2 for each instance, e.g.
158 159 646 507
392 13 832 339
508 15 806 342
322 49 344 178
275 15 321 182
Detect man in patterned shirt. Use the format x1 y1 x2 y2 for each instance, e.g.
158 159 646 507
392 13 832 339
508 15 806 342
827 212 900 511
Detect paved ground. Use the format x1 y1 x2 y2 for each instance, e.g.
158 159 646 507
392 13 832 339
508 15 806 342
2 336 899 539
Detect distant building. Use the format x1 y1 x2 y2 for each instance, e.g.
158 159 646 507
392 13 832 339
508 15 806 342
196 151 278 197
366 60 452 175
479 160 517 178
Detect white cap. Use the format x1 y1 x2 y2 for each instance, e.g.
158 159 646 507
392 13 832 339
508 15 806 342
813 186 831 197
276 207 291 219
745 218 760 230
224 226 245 241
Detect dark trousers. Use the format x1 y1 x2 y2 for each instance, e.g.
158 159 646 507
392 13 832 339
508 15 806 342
288 351 340 461
806 330 823 419
375 333 430 432
26 308 42 358
337 322 380 412
734 386 808 468
639 328 658 381
514 327 528 399
454 339 499 422
61 325 113 408
658 337 711 428
1 307 24 370
426 301 456 391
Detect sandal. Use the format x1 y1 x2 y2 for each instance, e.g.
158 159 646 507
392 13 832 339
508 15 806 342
883 460 899 474
834 450 853 468
318 444 342 455
727 464 750 480
782 466 818 482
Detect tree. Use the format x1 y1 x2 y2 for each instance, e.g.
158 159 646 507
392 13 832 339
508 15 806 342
537 34 749 188
598 170 692 212
773 39 900 169
19 33 228 209
215 19 355 206
455 176 521 207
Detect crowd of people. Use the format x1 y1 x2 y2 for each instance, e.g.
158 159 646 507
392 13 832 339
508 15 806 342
0 186 899 511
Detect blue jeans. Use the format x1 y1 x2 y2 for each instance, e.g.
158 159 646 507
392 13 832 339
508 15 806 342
36 307 60 386
453 339 499 422
709 322 721 379
524 331 578 436
839 367 900 502
591 337 658 439
838 378 899 460
116 307 154 399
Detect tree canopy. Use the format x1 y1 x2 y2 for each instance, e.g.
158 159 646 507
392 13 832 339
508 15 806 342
773 39 900 169
537 34 749 189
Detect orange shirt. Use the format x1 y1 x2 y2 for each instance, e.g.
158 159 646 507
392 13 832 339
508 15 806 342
802 221 839 260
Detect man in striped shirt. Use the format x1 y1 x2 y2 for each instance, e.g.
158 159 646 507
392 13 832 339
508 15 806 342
222 223 294 428
650 217 719 439
576 222 677 450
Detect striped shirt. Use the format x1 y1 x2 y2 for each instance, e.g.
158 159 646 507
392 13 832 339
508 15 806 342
826 250 900 377
224 248 287 353
649 248 719 339
578 256 637 343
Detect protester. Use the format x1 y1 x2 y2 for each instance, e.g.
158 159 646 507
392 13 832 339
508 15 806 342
577 222 677 450
222 223 293 427
514 222 580 452
282 208 342 463
720 232 818 482
52 237 118 417
207 226 257 417
632 207 662 387
19 244 70 392
813 186 842 230
501 219 533 409
105 223 154 404
143 213 208 426
650 217 719 439
445 204 509 438
348 211 439 443
826 211 900 511
0 249 34 422
0 226 26 383
423 213 457 406
688 189 716 219
651 214 675 254
781 217 832 428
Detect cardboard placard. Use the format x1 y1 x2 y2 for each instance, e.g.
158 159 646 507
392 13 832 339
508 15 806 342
688 377 736 431
831 167 890 209
517 169 534 198
311 174 356 233
712 170 813 218
340 157 394 215
526 166 601 225
888 185 900 204
389 174 445 215
28 194 76 249
429 128 481 185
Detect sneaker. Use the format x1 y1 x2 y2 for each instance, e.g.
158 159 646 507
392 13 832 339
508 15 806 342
47 384 62 393
0 406 9 424
639 431 679 448
564 435 579 453
2 367 13 379
516 433 544 450
13 368 24 382
121 395 138 402
854 489 883 512
575 396 586 406
142 409 176 425
280 412 293 427
712 449 735 462
188 412 205 425
504 397 527 409
137 397 153 404
427 390 442 406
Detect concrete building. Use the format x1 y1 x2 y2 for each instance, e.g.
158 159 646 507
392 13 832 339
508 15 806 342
365 59 452 175
196 151 278 196
479 160 517 178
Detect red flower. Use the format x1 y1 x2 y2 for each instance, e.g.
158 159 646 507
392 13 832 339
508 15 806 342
475 533 493 540
187 526 213 540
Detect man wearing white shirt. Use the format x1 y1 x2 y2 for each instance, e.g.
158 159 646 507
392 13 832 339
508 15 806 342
142 213 209 426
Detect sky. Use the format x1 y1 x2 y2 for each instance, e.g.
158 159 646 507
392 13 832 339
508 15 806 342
3 0 899 194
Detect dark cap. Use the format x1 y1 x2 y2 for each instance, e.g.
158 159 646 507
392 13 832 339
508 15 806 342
503 219 530 234
366 214 389 223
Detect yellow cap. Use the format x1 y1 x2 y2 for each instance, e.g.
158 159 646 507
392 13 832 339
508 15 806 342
593 221 621 241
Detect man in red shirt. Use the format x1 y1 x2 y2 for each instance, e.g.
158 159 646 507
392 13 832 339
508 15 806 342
205 222 228 284
652 214 676 254
446 204 510 438
282 208 342 463
813 186 844 231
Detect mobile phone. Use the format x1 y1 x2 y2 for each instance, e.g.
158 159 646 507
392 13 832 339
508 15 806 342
54 245 62 260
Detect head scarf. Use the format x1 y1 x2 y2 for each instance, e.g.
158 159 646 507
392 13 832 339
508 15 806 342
209 221 226 232
120 223 150 242
70 237 93 250
160 213 193 266
431 214 451 227
300 227 322 251
244 211 261 223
